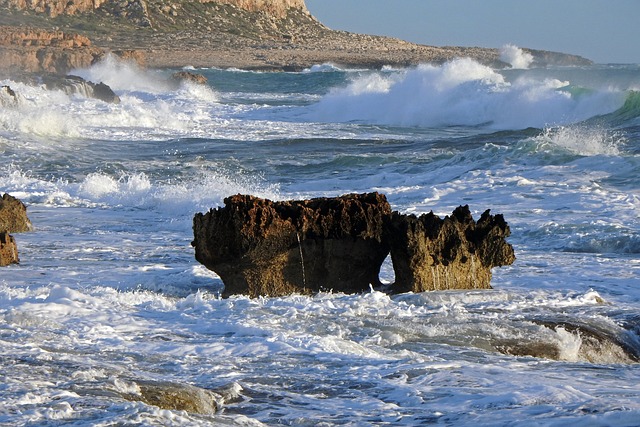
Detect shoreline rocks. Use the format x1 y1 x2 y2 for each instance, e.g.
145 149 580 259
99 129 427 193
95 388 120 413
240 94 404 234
0 193 32 266
192 192 515 297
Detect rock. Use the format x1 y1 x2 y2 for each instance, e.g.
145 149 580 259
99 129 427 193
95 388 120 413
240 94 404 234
0 193 33 233
0 85 18 106
0 231 19 266
194 194 516 297
193 192 391 298
113 379 242 415
171 71 208 85
0 26 103 74
385 205 515 293
42 74 120 103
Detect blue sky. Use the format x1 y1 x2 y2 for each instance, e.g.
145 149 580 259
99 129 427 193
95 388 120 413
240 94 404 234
305 0 640 64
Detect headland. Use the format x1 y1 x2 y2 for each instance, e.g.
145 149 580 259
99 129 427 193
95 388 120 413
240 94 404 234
0 0 592 74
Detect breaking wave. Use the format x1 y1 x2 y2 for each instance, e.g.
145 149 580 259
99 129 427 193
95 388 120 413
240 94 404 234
310 58 627 129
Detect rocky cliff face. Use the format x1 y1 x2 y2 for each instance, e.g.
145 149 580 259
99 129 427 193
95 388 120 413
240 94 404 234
0 0 308 19
0 0 107 17
0 26 102 74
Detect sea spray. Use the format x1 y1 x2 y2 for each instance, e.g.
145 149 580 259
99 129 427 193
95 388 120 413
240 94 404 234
310 58 626 129
500 44 534 69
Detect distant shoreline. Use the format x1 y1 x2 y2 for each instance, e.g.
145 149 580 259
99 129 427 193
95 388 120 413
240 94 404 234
0 4 593 75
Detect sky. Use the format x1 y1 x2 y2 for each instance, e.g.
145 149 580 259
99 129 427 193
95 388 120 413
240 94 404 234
305 0 640 64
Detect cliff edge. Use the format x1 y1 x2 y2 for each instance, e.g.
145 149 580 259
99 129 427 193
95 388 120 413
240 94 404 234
0 0 592 73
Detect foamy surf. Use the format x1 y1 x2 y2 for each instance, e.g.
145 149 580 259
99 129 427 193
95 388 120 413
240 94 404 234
1 58 639 425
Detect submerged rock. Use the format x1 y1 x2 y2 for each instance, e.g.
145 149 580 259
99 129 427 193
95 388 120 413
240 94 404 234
385 206 515 293
193 192 391 297
114 379 242 415
0 231 19 266
0 193 33 233
193 193 515 297
495 319 640 364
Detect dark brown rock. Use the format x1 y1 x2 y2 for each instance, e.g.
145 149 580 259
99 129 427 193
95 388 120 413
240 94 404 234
193 192 391 298
0 231 19 266
385 205 515 293
0 193 32 233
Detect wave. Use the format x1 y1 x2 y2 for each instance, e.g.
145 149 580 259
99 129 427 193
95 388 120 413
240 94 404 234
0 166 280 215
309 58 627 130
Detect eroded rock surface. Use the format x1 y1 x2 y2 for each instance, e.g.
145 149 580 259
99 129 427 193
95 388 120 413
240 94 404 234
386 206 515 293
0 231 19 266
0 193 32 233
193 192 391 297
193 193 515 297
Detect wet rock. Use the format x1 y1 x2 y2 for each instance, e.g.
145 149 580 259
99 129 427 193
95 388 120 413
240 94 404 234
0 193 33 233
0 85 18 106
385 206 515 293
495 319 640 364
115 379 242 415
171 70 208 85
42 74 120 103
194 194 515 297
193 192 391 297
0 231 19 266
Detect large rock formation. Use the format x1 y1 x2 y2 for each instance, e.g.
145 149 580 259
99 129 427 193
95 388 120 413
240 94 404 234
193 193 391 298
385 206 515 293
193 193 515 297
0 193 32 233
0 193 31 266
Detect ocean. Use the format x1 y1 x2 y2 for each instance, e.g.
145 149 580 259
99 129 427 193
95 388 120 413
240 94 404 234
1 52 639 426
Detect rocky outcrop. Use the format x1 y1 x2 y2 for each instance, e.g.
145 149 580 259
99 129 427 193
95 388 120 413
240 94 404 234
193 193 391 298
0 193 31 267
385 206 515 293
193 193 515 297
0 27 103 74
42 74 120 103
205 0 307 17
0 193 33 233
0 0 107 17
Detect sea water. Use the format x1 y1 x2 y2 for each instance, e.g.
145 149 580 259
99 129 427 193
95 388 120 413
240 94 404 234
1 52 639 425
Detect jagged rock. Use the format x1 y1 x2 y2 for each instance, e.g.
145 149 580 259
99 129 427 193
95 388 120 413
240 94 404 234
386 206 515 293
194 194 516 297
42 74 120 103
171 71 208 85
193 192 391 298
0 193 33 233
0 232 19 266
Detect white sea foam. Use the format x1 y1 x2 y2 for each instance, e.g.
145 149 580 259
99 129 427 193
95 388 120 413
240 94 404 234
500 44 534 69
310 58 625 129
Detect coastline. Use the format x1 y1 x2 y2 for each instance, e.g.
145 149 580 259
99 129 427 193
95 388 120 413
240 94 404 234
0 3 592 74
